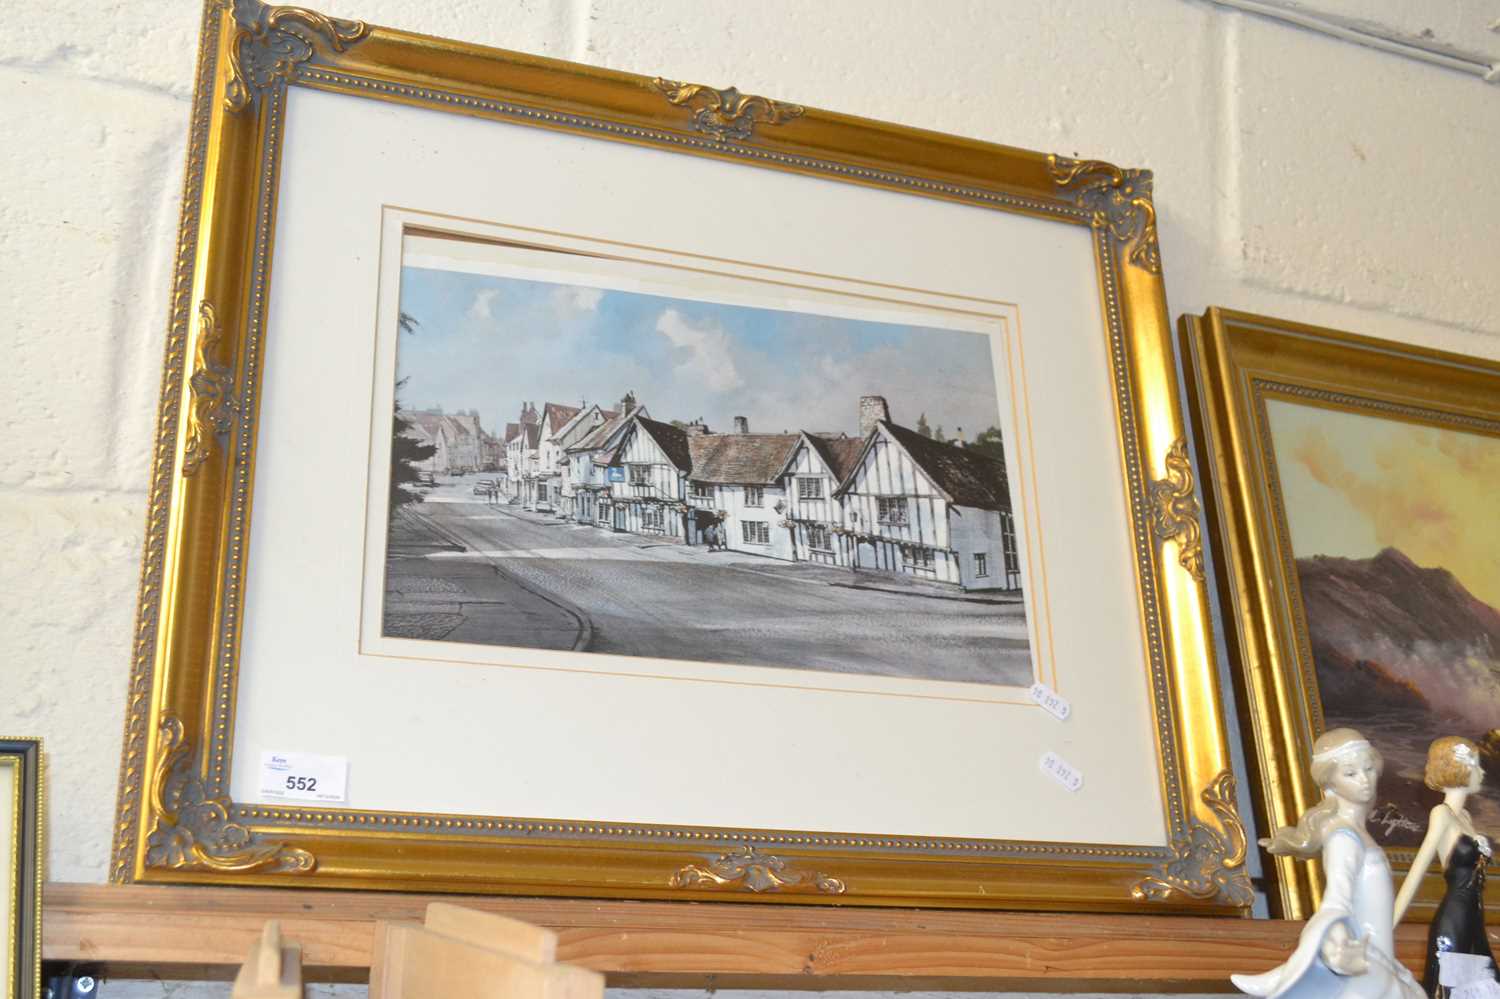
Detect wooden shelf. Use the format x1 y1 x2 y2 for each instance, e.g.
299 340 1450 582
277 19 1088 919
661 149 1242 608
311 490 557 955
44 883 1486 992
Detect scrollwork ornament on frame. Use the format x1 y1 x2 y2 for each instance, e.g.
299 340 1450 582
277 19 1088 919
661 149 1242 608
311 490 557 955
181 300 239 477
222 0 368 113
145 716 315 874
671 845 847 895
651 78 805 142
1149 437 1206 582
1047 154 1162 274
1132 770 1253 906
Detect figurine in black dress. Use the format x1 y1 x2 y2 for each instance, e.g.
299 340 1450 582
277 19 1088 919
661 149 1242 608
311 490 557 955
1392 736 1496 999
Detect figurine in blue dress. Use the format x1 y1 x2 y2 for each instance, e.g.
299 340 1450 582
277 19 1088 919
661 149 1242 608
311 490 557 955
1233 728 1424 999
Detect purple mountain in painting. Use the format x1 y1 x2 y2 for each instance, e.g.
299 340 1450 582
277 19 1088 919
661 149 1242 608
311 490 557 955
1297 547 1500 723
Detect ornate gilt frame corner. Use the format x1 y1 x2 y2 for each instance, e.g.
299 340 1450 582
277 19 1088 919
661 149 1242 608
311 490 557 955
111 0 1247 911
1179 306 1500 923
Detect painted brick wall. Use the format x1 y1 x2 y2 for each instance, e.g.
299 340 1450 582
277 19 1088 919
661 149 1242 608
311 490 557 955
2 1 1497 995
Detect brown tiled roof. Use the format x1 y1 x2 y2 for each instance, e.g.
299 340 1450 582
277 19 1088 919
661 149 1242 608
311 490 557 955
881 421 1010 511
554 414 592 447
569 409 632 452
543 402 582 434
688 434 799 484
634 416 692 471
807 434 865 482
523 423 541 449
504 422 521 443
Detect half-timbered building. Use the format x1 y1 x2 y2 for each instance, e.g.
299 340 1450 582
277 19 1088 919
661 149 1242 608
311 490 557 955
563 404 644 526
603 415 693 540
685 426 799 559
777 432 864 565
550 404 616 518
836 419 1020 591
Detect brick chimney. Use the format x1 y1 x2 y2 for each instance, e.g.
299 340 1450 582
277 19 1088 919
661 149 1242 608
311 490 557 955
859 395 890 437
683 418 711 436
733 415 749 434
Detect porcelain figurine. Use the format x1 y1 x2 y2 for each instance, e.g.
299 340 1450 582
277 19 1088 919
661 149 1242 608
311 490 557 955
1393 736 1497 999
1233 728 1423 999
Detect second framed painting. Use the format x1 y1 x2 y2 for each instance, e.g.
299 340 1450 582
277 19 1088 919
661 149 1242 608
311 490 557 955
110 0 1248 912
1183 307 1500 922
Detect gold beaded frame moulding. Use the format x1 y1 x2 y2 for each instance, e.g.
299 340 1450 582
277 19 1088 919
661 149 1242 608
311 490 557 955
111 0 1251 912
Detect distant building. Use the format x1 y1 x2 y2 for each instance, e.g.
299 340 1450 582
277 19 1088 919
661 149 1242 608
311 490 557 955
505 403 541 502
399 409 489 475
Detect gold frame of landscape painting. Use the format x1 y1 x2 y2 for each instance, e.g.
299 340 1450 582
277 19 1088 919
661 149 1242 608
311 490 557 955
1 739 42 999
110 0 1249 912
1182 307 1500 923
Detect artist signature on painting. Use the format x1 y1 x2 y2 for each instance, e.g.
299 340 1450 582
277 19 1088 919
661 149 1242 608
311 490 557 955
1371 803 1422 837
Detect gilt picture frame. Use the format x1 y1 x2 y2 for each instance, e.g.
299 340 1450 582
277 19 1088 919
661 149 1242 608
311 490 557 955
111 0 1249 912
1 739 41 999
1181 307 1500 923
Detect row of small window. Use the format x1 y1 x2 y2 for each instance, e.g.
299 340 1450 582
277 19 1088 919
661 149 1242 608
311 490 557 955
691 483 767 506
684 477 834 502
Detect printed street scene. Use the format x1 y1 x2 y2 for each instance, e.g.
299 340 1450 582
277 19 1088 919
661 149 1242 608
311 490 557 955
380 260 1032 686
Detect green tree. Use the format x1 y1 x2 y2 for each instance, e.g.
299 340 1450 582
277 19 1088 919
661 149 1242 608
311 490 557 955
916 413 932 438
970 426 1007 464
934 425 946 443
391 377 436 509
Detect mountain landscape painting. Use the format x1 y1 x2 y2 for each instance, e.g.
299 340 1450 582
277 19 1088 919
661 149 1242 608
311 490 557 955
1267 399 1500 847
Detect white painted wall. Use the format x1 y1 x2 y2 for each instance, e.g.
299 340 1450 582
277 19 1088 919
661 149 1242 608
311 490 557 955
2 0 1497 994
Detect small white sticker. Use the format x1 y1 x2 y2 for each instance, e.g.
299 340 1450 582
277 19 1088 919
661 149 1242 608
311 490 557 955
1040 751 1084 792
1028 681 1071 721
259 751 348 804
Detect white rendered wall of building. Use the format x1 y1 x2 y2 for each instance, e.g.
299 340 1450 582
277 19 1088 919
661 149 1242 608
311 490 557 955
3 1 1498 996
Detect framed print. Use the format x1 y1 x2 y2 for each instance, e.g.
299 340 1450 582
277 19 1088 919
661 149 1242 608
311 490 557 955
1 739 41 999
1181 307 1500 922
111 0 1250 913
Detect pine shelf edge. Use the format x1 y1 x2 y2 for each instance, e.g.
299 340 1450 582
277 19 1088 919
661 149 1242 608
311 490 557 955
43 883 1483 992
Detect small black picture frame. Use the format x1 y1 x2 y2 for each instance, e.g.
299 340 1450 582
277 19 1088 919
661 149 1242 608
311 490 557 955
1 738 41 999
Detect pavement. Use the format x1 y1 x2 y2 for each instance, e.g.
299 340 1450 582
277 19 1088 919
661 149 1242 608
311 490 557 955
382 478 1033 686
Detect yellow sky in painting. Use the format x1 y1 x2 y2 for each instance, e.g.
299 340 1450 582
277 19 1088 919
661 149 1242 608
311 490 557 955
1265 398 1500 611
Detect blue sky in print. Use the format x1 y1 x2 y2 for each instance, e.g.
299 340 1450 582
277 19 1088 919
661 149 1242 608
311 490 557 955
396 266 1005 439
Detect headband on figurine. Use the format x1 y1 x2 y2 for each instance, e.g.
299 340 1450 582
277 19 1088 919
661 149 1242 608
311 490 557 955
1312 739 1372 764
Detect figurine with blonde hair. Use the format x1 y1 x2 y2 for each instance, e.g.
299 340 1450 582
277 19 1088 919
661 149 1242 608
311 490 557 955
1392 736 1495 999
1233 728 1423 999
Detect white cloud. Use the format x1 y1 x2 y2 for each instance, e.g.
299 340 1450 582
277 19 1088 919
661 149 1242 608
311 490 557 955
554 285 604 315
467 288 500 321
655 309 744 392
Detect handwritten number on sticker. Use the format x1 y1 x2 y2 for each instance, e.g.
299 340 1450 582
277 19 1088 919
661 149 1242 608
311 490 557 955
1028 681 1071 721
1040 751 1084 792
